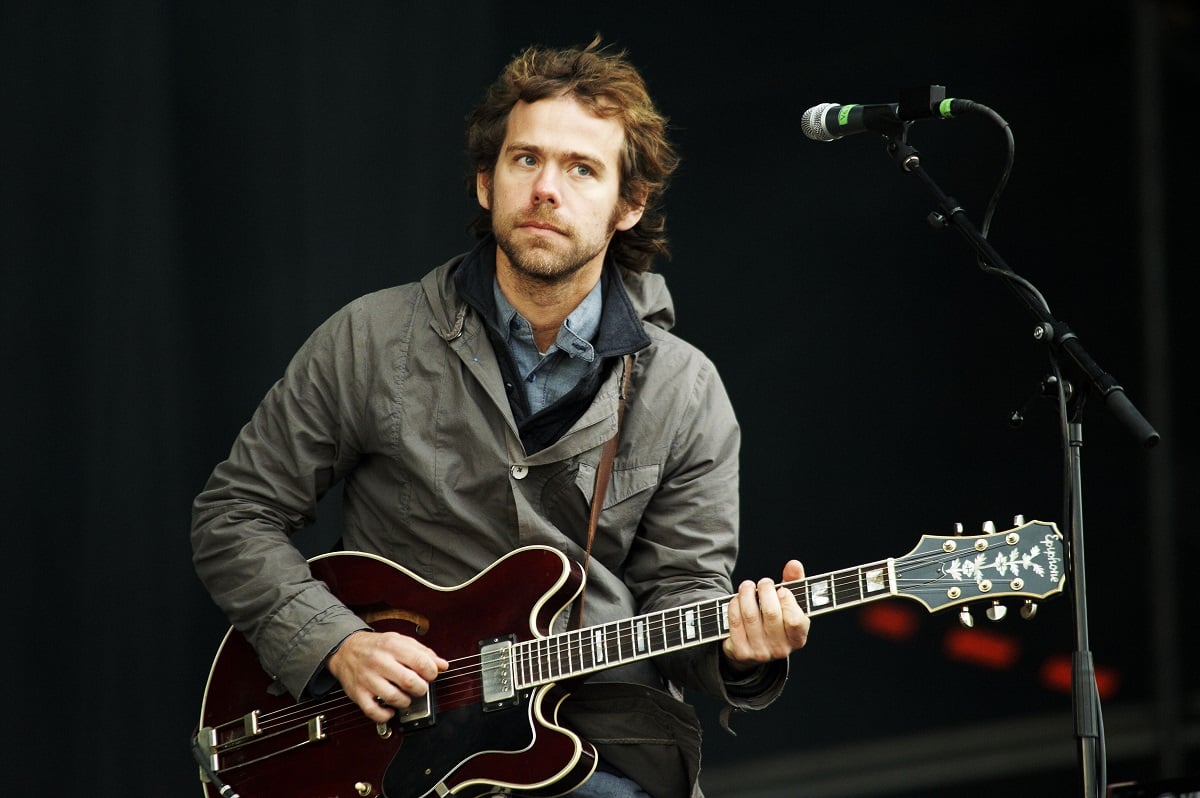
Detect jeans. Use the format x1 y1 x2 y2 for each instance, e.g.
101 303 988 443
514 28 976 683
565 771 653 797
514 771 652 797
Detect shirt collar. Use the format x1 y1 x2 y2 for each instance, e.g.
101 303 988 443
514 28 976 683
492 277 601 362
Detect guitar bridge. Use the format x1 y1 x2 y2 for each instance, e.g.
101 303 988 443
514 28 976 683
479 635 517 711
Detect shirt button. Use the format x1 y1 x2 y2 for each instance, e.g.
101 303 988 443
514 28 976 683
510 465 529 480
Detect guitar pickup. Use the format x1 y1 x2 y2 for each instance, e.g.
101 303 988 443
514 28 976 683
479 635 517 711
397 691 435 730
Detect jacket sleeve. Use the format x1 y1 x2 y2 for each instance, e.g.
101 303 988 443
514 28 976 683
623 354 788 712
191 303 371 699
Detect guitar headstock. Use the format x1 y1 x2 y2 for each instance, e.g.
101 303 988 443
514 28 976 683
894 519 1065 618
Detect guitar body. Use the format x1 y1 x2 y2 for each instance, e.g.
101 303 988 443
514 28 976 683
198 546 596 798
197 520 1066 797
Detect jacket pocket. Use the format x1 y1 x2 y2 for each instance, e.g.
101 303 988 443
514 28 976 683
575 461 660 510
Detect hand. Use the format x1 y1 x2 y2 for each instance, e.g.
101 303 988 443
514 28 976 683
327 630 449 722
721 559 809 672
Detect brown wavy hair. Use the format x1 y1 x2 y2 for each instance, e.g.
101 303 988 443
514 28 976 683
466 35 679 273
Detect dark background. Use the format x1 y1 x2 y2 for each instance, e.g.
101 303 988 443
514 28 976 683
4 2 1196 796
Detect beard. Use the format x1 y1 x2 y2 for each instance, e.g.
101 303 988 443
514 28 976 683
490 203 622 286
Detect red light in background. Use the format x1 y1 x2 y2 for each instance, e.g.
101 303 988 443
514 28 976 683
943 626 1022 670
1039 654 1121 699
860 603 921 641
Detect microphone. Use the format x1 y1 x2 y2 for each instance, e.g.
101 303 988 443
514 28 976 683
801 97 978 142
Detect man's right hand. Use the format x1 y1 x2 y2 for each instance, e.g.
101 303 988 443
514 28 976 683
327 630 449 723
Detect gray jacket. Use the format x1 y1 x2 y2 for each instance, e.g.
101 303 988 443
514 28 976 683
192 250 786 796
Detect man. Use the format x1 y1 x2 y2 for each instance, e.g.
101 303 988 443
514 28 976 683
192 37 808 797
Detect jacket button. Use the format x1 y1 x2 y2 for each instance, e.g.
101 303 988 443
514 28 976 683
510 465 529 480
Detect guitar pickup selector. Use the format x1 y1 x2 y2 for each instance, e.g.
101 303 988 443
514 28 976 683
479 636 517 710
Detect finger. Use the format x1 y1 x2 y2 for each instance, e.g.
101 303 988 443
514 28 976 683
385 636 448 682
722 580 757 660
720 583 748 662
781 559 805 582
755 577 784 633
353 688 396 723
373 668 428 707
757 577 802 660
735 579 777 660
778 586 811 649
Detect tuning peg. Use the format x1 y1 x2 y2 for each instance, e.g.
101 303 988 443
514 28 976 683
959 606 975 628
1012 514 1025 526
982 520 996 534
1019 600 1038 620
986 601 1007 622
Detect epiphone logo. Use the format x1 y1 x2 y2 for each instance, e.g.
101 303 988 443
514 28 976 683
1042 532 1061 582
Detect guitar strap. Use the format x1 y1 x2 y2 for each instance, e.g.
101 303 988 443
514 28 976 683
569 354 633 631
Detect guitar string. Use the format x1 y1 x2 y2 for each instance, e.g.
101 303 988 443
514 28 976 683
220 536 1050 751
246 538 1028 730
447 535 1042 701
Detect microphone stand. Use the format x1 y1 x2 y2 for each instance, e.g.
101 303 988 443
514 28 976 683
874 118 1159 798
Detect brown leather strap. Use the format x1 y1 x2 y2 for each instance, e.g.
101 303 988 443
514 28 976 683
570 354 633 629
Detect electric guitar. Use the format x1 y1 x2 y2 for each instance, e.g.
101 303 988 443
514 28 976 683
195 519 1065 797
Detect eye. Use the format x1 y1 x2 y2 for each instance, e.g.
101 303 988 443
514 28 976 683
518 154 537 167
571 164 594 178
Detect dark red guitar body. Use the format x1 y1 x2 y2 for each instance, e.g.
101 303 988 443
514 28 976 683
198 521 1068 796
197 547 595 798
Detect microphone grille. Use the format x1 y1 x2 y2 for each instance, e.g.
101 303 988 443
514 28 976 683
801 102 839 142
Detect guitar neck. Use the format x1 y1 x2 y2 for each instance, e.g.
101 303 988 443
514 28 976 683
513 558 894 688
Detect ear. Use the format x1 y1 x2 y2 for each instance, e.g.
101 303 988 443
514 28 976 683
475 170 492 210
614 191 647 232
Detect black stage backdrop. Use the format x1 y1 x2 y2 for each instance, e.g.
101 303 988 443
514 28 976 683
4 2 1196 796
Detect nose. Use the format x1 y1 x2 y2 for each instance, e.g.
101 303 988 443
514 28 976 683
531 164 560 207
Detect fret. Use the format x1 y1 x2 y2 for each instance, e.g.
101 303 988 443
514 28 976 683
605 622 622 664
592 627 606 666
519 644 530 686
669 609 682 648
864 561 890 595
809 575 832 610
832 566 861 607
579 628 594 672
699 599 722 640
793 580 810 614
568 630 583 674
648 613 667 653
683 608 697 642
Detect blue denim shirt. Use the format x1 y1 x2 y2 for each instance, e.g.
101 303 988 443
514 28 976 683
492 278 601 415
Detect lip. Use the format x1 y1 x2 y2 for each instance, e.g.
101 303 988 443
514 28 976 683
519 220 565 235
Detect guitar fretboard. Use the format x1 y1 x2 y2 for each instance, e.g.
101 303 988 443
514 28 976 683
513 558 895 687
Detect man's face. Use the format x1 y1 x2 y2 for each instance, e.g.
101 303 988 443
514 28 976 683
478 94 644 285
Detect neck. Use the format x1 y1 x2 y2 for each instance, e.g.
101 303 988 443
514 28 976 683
495 259 603 353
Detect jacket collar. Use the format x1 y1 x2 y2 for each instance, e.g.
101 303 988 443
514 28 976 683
452 235 653 357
